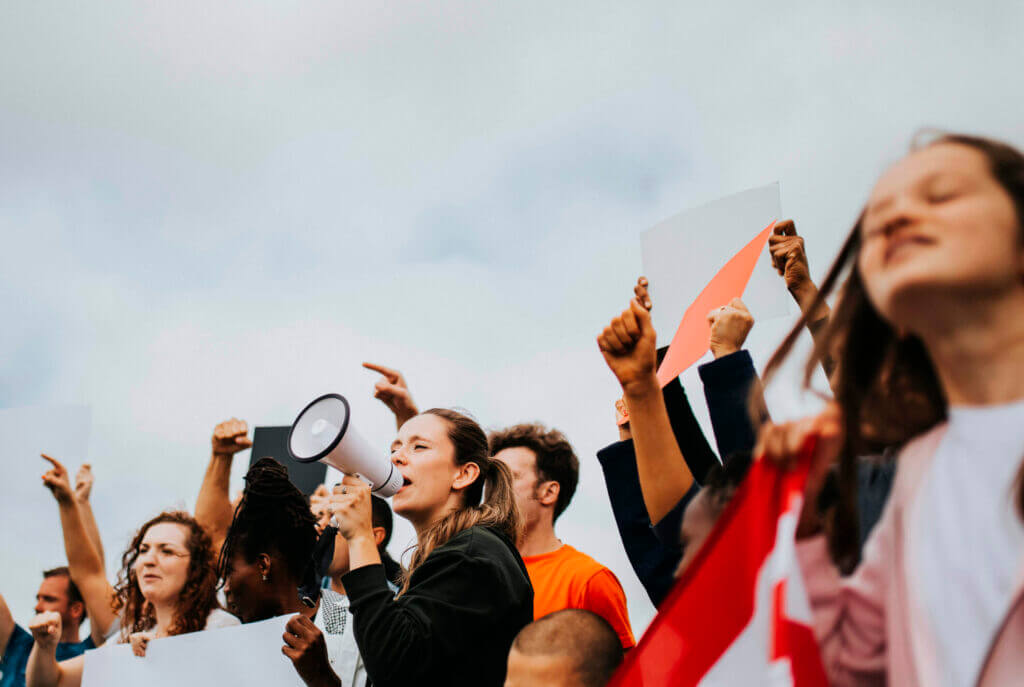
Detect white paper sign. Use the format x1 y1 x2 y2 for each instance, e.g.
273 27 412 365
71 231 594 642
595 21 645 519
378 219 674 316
641 183 794 345
82 616 304 687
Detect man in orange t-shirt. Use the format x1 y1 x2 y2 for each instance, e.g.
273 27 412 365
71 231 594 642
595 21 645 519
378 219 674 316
490 424 635 650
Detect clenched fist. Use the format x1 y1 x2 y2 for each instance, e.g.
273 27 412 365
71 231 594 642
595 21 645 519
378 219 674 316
597 295 658 398
707 298 754 359
29 611 62 650
212 418 253 457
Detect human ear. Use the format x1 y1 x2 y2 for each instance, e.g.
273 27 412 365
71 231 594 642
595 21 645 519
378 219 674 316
452 462 481 491
537 481 560 508
70 601 85 622
256 554 272 581
372 527 386 548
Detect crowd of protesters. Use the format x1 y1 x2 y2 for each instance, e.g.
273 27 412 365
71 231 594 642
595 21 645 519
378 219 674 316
1 131 1022 687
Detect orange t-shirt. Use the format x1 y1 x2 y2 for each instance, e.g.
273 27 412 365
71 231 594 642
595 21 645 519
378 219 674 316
523 544 636 649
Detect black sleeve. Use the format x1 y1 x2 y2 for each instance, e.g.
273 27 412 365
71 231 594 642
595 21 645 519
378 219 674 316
596 440 684 607
342 552 514 686
697 350 769 459
662 370 720 485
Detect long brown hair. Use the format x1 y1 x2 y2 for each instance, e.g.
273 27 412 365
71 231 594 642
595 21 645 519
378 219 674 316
399 408 522 594
112 511 220 639
764 133 1024 567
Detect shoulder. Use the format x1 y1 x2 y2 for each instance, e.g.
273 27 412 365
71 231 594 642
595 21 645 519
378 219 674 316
440 525 520 563
203 608 241 630
890 422 948 499
551 545 612 581
3 623 33 659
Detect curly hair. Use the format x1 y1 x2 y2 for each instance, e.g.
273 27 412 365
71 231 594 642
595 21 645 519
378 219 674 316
217 458 318 589
111 511 220 640
489 423 579 522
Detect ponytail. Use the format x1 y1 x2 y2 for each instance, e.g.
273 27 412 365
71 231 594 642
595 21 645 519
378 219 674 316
398 408 521 595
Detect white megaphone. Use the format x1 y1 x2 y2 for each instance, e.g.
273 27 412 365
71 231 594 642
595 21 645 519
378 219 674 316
287 393 404 497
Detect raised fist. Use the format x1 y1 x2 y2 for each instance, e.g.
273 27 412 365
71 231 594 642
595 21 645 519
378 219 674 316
363 363 419 428
598 295 658 397
212 418 253 457
707 298 754 359
29 611 62 650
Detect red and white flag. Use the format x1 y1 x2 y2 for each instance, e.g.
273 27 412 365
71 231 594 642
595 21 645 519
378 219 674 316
609 443 827 686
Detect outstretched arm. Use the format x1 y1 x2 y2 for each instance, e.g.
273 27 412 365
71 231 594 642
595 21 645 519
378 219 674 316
597 285 694 524
195 418 252 555
769 220 836 380
26 612 85 687
40 455 116 646
73 465 105 575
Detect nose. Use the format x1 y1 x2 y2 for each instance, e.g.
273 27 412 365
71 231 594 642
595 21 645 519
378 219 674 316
391 447 408 466
34 600 44 613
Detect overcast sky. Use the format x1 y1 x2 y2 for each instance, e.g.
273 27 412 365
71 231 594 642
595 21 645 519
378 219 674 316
2 0 1022 633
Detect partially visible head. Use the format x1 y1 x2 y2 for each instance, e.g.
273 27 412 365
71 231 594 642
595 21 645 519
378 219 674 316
506 610 623 687
675 451 752 578
391 409 521 593
764 134 1024 566
218 459 318 623
325 494 401 584
490 424 579 530
36 567 86 634
112 511 219 637
857 136 1024 329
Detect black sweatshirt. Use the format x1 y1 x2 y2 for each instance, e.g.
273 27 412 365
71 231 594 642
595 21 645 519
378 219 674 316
342 525 534 687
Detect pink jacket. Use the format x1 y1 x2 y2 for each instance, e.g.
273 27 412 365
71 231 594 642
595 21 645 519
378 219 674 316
797 423 1024 686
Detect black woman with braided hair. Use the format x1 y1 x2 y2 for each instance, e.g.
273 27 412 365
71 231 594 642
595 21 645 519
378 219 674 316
219 458 367 687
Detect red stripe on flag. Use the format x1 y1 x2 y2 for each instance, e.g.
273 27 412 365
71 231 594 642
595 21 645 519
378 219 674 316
608 441 827 686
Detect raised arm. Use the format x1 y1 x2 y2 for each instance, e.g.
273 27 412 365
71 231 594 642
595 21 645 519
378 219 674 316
769 220 836 380
597 286 694 524
362 363 419 430
40 455 116 645
698 298 770 458
72 465 105 575
195 418 252 555
26 612 85 687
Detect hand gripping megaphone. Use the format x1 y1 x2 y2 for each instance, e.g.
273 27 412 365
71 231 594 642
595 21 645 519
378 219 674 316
287 393 404 497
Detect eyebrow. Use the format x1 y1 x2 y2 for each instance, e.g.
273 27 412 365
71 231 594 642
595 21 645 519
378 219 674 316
392 434 432 449
866 170 953 217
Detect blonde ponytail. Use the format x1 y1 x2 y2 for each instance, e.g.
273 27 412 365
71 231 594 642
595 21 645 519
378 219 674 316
399 409 521 594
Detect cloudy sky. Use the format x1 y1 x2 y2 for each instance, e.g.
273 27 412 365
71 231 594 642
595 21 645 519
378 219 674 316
2 0 1021 633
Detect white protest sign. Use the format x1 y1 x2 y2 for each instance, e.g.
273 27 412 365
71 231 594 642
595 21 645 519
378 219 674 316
641 183 794 347
83 616 304 687
0 404 91 624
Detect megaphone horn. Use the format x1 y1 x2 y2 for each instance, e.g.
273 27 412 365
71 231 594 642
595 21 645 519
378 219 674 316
287 393 403 497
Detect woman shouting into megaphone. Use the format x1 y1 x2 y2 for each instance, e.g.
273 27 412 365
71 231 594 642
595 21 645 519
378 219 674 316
329 408 534 687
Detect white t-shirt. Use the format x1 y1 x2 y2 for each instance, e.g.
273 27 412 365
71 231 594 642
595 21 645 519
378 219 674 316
909 400 1024 687
315 588 366 687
